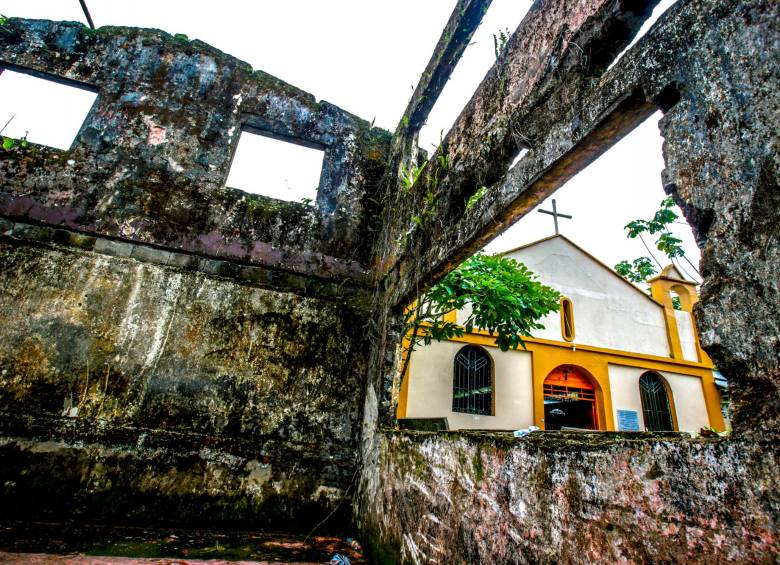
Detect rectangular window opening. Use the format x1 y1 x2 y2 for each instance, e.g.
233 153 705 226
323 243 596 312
398 110 722 435
0 67 98 151
416 0 531 154
226 129 324 204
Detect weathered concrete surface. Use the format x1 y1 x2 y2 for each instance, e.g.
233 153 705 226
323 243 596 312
0 19 391 282
1 0 779 558
358 0 780 561
0 235 369 528
360 431 779 563
400 0 492 134
0 16 390 532
374 0 662 296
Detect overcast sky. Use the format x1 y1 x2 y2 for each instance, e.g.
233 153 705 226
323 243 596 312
0 0 697 282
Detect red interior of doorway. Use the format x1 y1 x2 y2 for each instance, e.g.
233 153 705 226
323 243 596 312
543 365 599 430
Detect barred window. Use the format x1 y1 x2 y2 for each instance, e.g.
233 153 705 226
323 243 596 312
639 372 675 431
452 346 493 415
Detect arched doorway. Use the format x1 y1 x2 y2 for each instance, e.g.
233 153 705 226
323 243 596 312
543 365 600 430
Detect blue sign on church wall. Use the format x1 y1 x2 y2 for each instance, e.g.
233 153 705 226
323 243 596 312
617 409 641 431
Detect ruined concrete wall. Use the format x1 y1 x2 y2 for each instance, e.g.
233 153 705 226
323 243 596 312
0 19 390 279
0 18 390 528
0 227 370 529
364 431 778 563
358 0 780 560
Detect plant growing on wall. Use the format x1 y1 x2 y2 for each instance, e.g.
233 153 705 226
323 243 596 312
400 253 561 381
493 27 511 59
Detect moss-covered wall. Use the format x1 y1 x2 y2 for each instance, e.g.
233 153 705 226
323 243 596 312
1 0 779 557
360 431 778 563
0 18 391 279
0 232 370 528
0 17 389 530
358 0 780 560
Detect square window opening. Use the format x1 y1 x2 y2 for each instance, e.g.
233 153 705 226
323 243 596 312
0 68 98 151
226 130 325 204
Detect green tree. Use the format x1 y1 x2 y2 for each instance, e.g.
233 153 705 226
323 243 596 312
614 197 701 280
614 196 700 309
400 253 561 381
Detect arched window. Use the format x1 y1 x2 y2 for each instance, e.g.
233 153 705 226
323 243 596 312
560 297 575 342
452 346 493 415
639 372 675 431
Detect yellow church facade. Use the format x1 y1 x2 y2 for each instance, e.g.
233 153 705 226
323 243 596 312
398 236 725 433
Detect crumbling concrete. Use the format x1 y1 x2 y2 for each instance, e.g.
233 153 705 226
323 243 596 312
0 0 779 560
357 0 780 561
0 19 390 280
0 18 389 530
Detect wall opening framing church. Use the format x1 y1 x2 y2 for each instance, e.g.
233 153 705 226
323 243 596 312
400 235 726 434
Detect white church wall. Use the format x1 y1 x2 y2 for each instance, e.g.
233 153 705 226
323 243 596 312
405 340 534 430
608 364 710 433
674 309 700 362
608 364 648 430
506 237 670 357
661 370 711 432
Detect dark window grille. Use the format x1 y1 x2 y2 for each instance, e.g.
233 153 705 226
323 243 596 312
639 372 674 431
452 346 492 415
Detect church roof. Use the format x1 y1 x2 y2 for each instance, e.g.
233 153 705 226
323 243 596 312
498 234 664 307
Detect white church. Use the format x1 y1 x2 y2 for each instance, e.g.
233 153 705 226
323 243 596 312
397 234 726 434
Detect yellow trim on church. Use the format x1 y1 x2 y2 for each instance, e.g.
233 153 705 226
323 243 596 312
397 321 725 432
397 249 724 433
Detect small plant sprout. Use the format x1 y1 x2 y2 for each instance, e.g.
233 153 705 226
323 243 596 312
493 27 511 59
400 159 426 193
465 186 488 211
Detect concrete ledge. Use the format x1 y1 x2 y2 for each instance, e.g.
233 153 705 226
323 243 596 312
1 218 373 309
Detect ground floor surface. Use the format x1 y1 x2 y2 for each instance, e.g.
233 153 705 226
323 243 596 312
0 523 365 564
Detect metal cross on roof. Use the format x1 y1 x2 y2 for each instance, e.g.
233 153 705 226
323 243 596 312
538 198 572 235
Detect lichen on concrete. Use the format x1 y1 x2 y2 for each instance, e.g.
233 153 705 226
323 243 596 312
357 0 780 561
1 0 779 560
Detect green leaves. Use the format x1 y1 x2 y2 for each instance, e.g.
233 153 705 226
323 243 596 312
656 232 685 258
614 257 657 283
493 27 511 59
465 186 487 211
616 196 688 283
1 135 28 151
624 197 679 239
409 253 560 353
400 159 425 193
